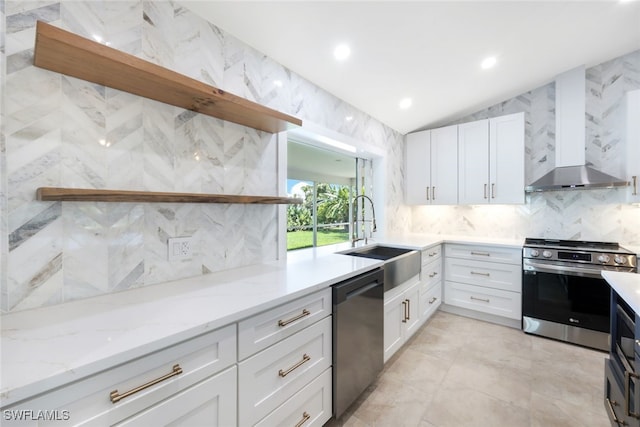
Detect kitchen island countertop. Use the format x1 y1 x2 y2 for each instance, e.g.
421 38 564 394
603 270 640 314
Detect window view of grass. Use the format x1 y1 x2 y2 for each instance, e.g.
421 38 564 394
287 181 352 251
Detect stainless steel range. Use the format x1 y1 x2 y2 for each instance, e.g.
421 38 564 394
522 238 637 351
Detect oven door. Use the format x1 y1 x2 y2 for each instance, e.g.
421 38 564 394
522 259 610 333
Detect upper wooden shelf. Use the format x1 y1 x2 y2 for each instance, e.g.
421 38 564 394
36 187 302 205
33 21 302 133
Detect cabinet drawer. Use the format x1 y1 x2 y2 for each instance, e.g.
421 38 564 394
114 366 237 427
3 325 236 427
238 288 331 360
255 368 332 427
445 257 521 292
421 258 442 288
445 244 521 265
238 316 332 426
444 281 521 320
422 245 442 265
604 359 636 427
420 281 442 321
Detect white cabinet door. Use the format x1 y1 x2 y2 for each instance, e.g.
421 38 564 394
458 119 490 204
384 290 405 363
627 90 640 203
406 130 431 205
403 281 421 338
431 125 458 205
115 366 237 427
490 112 525 204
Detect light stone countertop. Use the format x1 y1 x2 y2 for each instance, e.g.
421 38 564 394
603 270 640 314
0 233 523 407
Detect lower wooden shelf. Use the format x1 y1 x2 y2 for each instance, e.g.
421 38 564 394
36 187 302 205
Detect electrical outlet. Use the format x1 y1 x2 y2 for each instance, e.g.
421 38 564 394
168 236 193 261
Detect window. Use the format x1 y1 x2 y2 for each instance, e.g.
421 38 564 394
287 140 374 251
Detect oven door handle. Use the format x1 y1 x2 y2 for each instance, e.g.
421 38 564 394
523 261 605 278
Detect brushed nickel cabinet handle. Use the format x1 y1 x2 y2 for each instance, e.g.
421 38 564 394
432 186 435 200
426 187 430 201
429 252 438 257
428 272 438 278
470 296 490 303
295 412 311 427
401 300 408 323
406 299 411 320
278 309 310 327
429 297 438 304
606 397 627 425
279 354 311 377
110 364 183 403
470 251 490 256
491 183 496 199
633 176 638 196
484 183 488 199
470 271 490 277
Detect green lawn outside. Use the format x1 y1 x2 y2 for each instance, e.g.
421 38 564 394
287 228 349 251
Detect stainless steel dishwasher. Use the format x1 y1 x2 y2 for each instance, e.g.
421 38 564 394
332 267 384 419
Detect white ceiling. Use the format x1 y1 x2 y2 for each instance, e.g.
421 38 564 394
181 1 640 135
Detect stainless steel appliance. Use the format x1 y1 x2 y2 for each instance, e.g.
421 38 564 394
332 268 384 419
522 238 637 351
605 290 640 426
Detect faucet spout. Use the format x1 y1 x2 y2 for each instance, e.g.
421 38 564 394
351 194 377 247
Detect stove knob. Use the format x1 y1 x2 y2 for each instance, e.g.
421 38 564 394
614 255 627 265
542 250 553 258
530 249 540 257
597 254 610 263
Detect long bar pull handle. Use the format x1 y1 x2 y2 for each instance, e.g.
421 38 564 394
633 176 638 196
279 354 311 377
406 299 411 320
432 186 435 201
294 412 311 427
278 309 310 327
428 272 438 278
429 297 438 304
426 187 430 201
625 370 640 419
401 300 408 323
110 364 183 403
470 271 490 277
606 398 628 425
470 251 490 257
484 184 488 199
491 183 496 199
470 296 490 303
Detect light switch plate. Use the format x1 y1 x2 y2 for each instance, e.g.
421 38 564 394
167 236 192 261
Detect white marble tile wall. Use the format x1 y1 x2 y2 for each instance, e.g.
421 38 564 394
412 50 640 245
0 1 409 312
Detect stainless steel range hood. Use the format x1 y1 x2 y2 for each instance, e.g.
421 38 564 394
525 65 628 193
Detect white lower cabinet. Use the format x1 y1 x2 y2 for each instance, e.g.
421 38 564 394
444 244 522 322
114 366 237 427
384 276 420 363
1 325 237 427
238 316 332 426
254 368 332 427
418 245 443 327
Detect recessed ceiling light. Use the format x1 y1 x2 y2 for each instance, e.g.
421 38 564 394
399 98 413 109
273 80 283 87
345 116 353 121
481 56 497 70
334 44 351 61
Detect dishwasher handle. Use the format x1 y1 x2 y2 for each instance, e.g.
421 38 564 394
333 268 384 305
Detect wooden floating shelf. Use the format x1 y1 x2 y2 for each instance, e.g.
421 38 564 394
33 21 302 133
36 187 302 205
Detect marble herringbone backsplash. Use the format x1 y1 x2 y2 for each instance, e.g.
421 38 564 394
0 0 408 312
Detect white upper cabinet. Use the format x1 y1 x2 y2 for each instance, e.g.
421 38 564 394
458 113 524 204
489 112 525 204
626 90 640 203
405 125 458 205
458 119 490 204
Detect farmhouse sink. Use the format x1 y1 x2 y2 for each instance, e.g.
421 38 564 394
341 245 421 292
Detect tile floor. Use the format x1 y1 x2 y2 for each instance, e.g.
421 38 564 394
328 311 610 427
